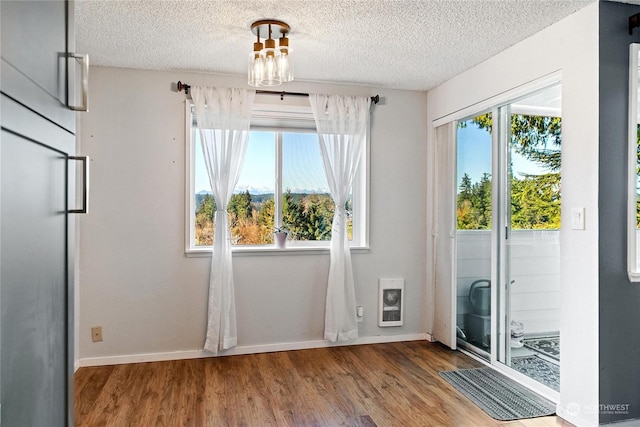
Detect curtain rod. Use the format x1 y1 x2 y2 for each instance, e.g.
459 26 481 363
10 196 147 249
175 81 380 105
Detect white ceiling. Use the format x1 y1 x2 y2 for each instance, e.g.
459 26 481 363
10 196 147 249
75 0 595 91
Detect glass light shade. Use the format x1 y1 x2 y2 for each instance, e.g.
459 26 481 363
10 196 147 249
277 50 293 82
248 21 294 87
248 53 264 87
261 52 281 86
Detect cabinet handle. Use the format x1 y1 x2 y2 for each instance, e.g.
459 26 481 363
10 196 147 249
67 53 89 112
69 156 90 214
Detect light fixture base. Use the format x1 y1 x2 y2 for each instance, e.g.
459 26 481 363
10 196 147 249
251 20 290 38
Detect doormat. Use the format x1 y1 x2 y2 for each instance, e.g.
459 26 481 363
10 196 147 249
523 336 560 361
439 368 556 421
511 355 559 392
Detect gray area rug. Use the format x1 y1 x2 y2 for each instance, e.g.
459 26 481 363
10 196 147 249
511 355 559 392
439 368 556 421
523 336 560 361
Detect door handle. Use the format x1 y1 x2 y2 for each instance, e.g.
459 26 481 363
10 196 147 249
67 53 89 111
69 156 89 214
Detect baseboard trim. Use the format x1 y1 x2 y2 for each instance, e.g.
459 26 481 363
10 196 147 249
78 333 429 368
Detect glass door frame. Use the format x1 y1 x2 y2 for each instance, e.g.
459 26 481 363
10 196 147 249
494 104 509 367
493 89 561 402
441 75 563 402
453 106 499 362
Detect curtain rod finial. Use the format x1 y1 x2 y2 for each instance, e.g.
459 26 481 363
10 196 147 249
630 13 640 35
176 81 190 95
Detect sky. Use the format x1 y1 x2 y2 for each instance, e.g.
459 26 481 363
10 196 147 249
194 131 329 194
456 121 550 187
195 122 551 194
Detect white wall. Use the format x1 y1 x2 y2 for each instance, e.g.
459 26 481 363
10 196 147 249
78 67 429 363
426 4 599 426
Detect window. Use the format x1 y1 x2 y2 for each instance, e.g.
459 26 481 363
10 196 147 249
455 87 562 233
186 101 368 253
628 43 640 281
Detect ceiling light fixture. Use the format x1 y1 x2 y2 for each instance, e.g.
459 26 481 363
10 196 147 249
248 20 293 87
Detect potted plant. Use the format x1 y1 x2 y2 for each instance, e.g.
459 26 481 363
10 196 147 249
274 226 288 248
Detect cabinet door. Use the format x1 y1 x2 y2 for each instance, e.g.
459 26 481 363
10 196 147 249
1 95 73 426
1 0 76 132
1 1 77 425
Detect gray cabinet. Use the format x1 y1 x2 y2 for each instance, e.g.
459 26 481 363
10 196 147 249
1 1 82 425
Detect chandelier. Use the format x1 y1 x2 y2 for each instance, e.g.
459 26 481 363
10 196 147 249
248 20 293 87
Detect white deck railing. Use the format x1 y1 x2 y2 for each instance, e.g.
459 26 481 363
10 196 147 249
456 229 560 335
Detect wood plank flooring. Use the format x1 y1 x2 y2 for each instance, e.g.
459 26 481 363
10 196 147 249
74 341 573 427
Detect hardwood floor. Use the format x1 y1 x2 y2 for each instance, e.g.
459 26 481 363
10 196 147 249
74 341 573 426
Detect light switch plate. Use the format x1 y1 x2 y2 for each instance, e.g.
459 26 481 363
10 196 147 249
571 207 585 230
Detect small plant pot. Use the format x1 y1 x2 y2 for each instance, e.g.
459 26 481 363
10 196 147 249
274 231 288 248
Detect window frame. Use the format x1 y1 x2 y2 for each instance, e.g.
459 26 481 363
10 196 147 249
628 43 640 281
184 99 370 256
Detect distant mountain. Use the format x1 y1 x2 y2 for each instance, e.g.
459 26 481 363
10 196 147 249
197 186 329 195
285 187 329 194
234 185 273 195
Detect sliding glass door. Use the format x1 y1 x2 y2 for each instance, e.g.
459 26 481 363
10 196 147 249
452 84 561 395
500 87 562 393
455 112 494 360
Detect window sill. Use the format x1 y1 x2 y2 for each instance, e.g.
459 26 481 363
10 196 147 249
628 270 640 282
185 245 370 258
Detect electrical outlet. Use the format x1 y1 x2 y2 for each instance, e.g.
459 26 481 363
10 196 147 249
91 326 103 342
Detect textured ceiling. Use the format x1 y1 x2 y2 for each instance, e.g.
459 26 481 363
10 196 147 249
75 0 595 91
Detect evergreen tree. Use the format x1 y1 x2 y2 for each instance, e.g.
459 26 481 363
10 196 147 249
457 112 562 230
459 173 473 200
466 113 561 172
196 194 216 219
457 173 477 229
475 173 492 229
511 173 561 229
257 197 275 243
306 194 333 240
317 196 335 240
282 189 305 239
195 194 216 245
510 115 561 172
228 190 252 221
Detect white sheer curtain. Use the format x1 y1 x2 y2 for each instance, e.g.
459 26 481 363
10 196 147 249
432 122 457 349
191 86 255 354
310 93 370 342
